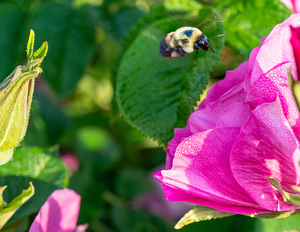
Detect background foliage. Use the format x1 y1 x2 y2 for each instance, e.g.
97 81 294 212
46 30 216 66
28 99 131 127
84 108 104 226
0 0 298 231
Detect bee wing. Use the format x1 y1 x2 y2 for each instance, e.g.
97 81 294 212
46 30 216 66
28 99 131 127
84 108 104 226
142 29 159 42
196 8 228 33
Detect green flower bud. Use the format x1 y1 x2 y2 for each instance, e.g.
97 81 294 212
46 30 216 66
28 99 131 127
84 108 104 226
0 30 48 165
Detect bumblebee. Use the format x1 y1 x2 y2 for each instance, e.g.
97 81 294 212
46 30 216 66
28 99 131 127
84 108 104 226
159 26 224 58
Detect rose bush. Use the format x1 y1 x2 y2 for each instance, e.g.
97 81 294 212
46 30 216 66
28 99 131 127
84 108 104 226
154 14 300 215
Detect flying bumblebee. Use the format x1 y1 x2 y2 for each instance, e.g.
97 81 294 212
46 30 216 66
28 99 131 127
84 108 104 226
159 26 225 58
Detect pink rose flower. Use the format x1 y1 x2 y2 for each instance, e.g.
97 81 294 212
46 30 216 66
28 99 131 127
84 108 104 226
154 14 300 215
60 152 80 174
29 189 88 232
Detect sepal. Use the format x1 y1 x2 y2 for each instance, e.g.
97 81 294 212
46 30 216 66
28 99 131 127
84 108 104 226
267 177 300 206
174 205 235 229
0 183 34 229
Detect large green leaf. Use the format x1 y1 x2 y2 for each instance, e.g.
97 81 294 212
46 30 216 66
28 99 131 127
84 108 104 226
31 2 95 97
0 146 69 225
217 0 292 57
115 0 225 145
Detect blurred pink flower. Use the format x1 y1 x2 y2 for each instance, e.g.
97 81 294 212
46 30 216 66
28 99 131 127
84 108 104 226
60 152 80 174
29 189 88 232
154 14 300 215
280 0 300 13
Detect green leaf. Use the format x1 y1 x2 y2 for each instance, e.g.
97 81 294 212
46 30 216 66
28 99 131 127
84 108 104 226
0 146 69 226
1 217 30 232
99 6 145 42
0 183 34 229
267 177 300 206
259 214 300 232
115 1 225 145
175 205 235 229
0 186 7 210
217 0 292 57
32 42 48 61
26 30 34 60
31 2 95 97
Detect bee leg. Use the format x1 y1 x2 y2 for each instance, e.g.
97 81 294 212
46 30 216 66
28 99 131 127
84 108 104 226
194 43 200 52
176 46 186 57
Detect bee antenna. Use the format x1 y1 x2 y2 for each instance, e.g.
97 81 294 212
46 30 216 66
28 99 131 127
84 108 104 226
209 47 215 54
208 34 225 42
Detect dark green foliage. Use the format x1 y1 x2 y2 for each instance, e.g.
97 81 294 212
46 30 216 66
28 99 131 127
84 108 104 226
0 2 25 79
31 2 95 97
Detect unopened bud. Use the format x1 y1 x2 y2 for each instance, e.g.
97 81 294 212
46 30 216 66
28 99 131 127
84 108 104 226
0 30 47 165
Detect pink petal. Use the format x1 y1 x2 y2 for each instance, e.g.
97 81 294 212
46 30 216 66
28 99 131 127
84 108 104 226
29 189 81 232
214 102 250 128
280 0 295 12
168 82 245 161
159 184 269 214
231 98 300 211
291 26 300 79
246 62 300 139
293 0 300 13
250 14 300 85
60 152 80 173
154 128 267 214
74 224 89 232
199 61 248 109
280 0 300 13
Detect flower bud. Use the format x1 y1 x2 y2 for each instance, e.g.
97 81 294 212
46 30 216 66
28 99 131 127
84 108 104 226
0 29 47 165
